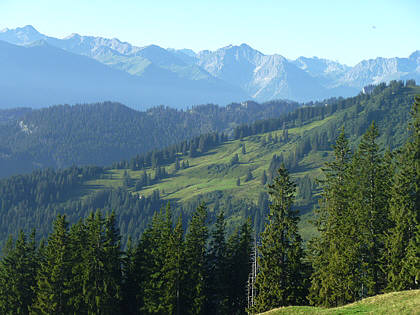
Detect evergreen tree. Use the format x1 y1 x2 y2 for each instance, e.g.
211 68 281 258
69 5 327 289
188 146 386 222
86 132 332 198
183 203 208 315
32 215 72 314
252 165 306 313
309 129 356 306
225 219 253 314
207 211 228 314
0 231 38 315
140 206 172 314
165 216 185 315
351 122 392 296
384 96 420 290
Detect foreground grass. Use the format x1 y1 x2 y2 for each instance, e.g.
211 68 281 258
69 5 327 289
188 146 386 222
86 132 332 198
259 290 420 315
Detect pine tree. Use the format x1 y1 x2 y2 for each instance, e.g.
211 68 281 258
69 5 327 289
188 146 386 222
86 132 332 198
140 206 173 314
225 219 253 314
102 212 123 313
32 215 72 314
207 211 228 314
164 216 185 315
0 230 38 315
308 128 356 306
384 96 420 290
351 122 391 296
183 202 208 315
252 165 306 313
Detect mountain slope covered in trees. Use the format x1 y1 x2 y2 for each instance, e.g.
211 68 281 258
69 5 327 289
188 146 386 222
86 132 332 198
0 99 299 178
0 87 418 314
0 81 417 250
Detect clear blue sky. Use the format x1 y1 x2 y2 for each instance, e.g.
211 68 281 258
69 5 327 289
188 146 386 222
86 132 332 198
1 0 418 66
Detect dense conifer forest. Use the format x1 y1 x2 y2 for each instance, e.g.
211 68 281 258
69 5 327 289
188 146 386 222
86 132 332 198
0 81 418 313
0 99 299 178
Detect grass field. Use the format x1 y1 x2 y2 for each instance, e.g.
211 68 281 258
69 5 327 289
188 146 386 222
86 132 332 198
259 290 420 315
78 114 338 239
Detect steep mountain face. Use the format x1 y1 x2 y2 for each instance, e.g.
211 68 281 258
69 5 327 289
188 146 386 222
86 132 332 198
0 25 418 108
196 44 357 102
292 56 350 83
340 55 420 88
0 25 47 45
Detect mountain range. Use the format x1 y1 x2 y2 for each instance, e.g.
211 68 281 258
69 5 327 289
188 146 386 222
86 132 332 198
1 25 419 109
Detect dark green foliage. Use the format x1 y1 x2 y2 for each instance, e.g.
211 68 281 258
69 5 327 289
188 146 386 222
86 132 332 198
0 231 38 315
308 129 356 306
0 100 299 178
252 166 307 313
384 96 420 291
183 203 209 315
225 219 253 314
351 123 392 296
206 211 228 314
32 215 72 314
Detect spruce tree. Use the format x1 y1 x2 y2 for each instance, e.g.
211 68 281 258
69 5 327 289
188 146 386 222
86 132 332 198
0 231 38 315
252 165 306 313
384 96 420 290
225 219 253 314
309 128 356 306
351 122 392 296
183 202 209 315
140 206 173 314
207 211 228 314
32 215 72 314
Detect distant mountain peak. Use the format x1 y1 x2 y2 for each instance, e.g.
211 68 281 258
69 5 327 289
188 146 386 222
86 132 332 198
21 25 38 31
64 33 81 40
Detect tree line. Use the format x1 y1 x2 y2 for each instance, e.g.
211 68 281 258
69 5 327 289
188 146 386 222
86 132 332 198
0 202 253 314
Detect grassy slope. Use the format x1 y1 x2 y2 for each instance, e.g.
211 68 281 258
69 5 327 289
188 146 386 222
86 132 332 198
79 113 340 240
259 290 420 315
70 85 419 240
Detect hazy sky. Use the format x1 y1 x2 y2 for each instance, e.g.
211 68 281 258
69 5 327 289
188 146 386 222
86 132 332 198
1 0 418 66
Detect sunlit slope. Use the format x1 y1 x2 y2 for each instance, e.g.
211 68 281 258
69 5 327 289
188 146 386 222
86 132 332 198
84 116 333 204
259 290 420 315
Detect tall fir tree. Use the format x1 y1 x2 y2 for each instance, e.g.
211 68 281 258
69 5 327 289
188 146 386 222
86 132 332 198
384 96 420 291
252 165 306 313
206 210 228 314
351 122 392 296
183 202 209 315
0 230 38 315
308 128 356 306
32 215 72 314
225 219 253 314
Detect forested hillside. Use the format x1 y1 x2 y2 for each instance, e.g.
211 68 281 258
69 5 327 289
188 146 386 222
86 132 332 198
0 80 419 314
0 81 417 250
0 99 299 178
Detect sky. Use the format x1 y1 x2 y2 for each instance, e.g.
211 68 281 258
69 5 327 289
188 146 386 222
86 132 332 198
0 0 419 66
